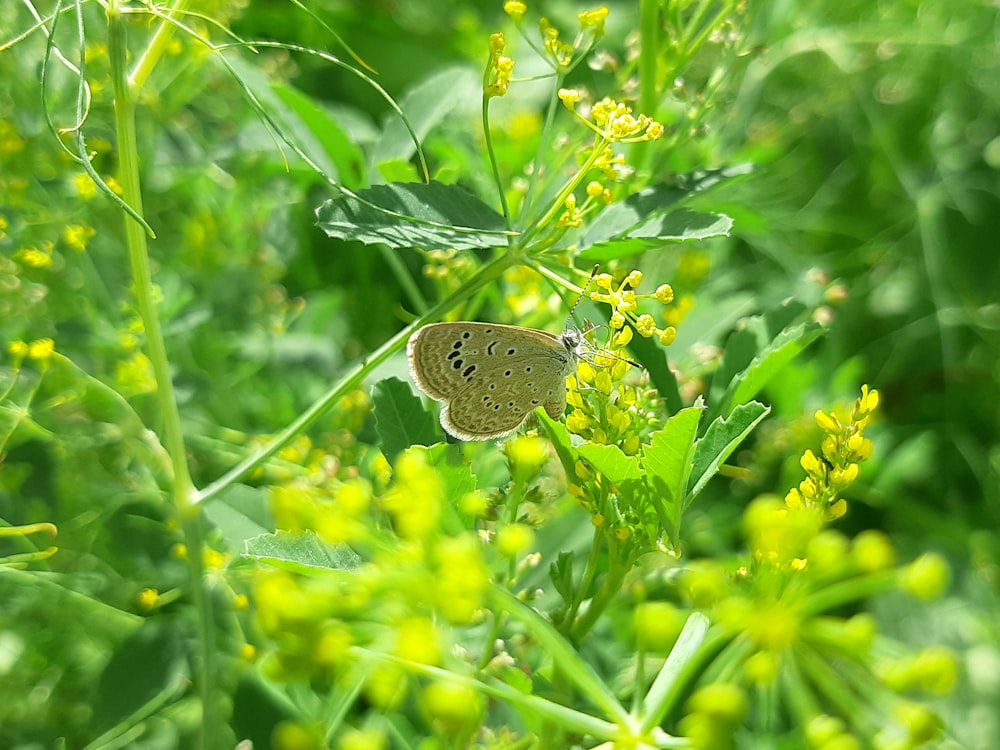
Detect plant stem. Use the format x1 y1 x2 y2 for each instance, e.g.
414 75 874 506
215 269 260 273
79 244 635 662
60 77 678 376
108 3 215 747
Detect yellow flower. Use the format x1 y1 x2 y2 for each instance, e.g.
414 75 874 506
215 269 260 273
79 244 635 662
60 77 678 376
636 313 657 337
395 616 441 665
73 173 97 199
137 588 160 611
496 523 534 556
16 245 52 268
658 327 677 346
558 88 580 109
655 283 675 304
63 224 95 251
503 1 526 20
7 340 28 358
578 7 609 33
27 338 55 360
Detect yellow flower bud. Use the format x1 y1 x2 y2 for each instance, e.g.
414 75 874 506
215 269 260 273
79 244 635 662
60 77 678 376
815 409 841 434
655 283 674 304
899 553 950 600
624 269 643 288
636 313 657 337
503 2 526 21
857 384 880 415
558 88 580 108
852 529 896 571
800 449 823 476
496 523 535 557
658 327 677 346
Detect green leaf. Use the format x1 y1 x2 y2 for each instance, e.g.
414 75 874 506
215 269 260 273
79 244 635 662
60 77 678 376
273 82 367 189
372 376 443 459
717 321 825 417
641 404 705 526
687 401 771 503
550 551 576 601
579 207 733 261
577 443 643 485
203 485 275 550
420 443 478 534
536 410 580 481
93 618 187 731
0 354 170 505
712 301 810 403
371 65 479 168
244 530 362 574
315 181 508 250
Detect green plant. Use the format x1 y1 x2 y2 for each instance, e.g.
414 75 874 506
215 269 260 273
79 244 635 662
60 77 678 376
0 1 976 749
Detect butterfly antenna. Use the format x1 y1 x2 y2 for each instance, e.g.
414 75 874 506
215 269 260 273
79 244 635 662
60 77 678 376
565 264 600 330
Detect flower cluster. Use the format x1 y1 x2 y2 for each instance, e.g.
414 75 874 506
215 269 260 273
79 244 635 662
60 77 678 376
559 91 664 144
589 269 677 346
504 3 609 72
555 180 613 228
484 32 515 98
675 387 955 750
786 385 879 520
255 446 492 707
7 337 55 364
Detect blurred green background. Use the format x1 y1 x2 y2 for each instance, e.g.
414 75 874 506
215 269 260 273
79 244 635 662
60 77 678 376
1 0 998 747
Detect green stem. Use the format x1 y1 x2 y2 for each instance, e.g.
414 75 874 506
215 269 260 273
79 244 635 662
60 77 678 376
196 251 518 504
520 134 609 247
561 525 604 633
570 545 631 641
108 4 214 747
638 0 659 116
129 0 192 91
482 94 513 232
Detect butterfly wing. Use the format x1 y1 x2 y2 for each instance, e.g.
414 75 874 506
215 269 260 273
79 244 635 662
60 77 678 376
407 322 578 440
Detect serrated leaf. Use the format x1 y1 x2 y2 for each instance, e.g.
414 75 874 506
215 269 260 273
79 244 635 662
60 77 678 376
244 530 361 574
420 443 478 533
641 404 705 525
577 443 643 486
315 181 508 250
579 208 732 261
579 183 689 248
203 485 274 549
373 376 442 459
710 302 810 406
718 321 825 416
687 401 770 503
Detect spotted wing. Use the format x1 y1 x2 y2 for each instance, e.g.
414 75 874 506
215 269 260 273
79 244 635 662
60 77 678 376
407 322 577 441
442 368 569 441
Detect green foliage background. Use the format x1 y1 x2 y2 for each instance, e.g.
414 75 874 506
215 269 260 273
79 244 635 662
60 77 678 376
1 0 997 748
